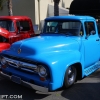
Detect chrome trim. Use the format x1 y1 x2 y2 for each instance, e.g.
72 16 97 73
18 48 21 54
21 68 36 73
0 71 48 93
3 57 37 72
38 65 47 77
1 57 6 65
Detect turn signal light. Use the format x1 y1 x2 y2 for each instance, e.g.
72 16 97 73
40 77 46 81
2 65 7 69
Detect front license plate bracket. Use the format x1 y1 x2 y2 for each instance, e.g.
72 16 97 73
11 75 21 84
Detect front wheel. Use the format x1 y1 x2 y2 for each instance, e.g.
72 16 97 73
64 66 77 88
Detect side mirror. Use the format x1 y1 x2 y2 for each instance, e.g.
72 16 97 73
17 27 23 34
90 30 95 35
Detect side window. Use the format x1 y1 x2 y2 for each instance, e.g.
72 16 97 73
16 21 30 32
46 22 58 32
85 22 95 35
61 22 83 36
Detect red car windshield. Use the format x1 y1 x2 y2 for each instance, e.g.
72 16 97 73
0 20 15 32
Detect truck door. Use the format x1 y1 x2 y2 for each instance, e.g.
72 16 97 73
9 20 31 44
16 20 30 39
84 21 100 68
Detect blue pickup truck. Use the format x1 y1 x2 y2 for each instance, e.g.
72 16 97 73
0 16 100 92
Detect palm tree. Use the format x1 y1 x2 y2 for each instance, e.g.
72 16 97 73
7 0 13 16
53 0 60 16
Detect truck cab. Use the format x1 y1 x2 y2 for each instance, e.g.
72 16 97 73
0 16 100 93
0 16 35 52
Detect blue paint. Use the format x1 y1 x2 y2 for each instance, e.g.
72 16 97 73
1 15 100 91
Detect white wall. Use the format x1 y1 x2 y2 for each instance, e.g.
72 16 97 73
35 0 73 24
35 0 73 29
35 0 53 25
48 4 69 17
59 0 73 8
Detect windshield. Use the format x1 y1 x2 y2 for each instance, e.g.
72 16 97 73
43 20 82 36
0 20 15 32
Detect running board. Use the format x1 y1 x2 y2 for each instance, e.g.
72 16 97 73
84 61 100 76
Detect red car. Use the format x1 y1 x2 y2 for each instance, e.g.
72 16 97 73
0 16 35 52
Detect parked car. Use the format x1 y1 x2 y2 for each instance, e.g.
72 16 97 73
0 16 100 93
0 16 35 52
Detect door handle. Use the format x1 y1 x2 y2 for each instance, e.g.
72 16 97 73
96 39 100 41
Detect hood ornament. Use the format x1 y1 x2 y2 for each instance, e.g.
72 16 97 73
18 48 21 54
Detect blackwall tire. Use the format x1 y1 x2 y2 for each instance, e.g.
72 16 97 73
64 66 77 88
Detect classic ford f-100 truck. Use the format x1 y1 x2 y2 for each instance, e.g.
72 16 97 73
0 16 35 52
0 16 100 92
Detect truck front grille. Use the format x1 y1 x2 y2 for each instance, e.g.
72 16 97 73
3 57 38 73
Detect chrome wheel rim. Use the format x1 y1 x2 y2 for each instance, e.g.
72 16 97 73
67 67 75 85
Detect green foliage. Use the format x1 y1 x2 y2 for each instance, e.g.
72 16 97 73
0 0 3 10
0 0 6 10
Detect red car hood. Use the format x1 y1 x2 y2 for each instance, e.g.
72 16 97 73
0 27 10 38
0 43 10 52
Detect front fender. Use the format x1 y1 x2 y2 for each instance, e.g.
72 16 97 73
37 50 81 90
1 49 82 90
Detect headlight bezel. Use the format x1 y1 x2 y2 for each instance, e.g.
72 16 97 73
37 65 48 77
1 56 6 65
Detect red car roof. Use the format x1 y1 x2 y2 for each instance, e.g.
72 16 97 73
0 16 31 20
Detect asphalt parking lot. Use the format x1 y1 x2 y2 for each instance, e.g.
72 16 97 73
0 69 100 100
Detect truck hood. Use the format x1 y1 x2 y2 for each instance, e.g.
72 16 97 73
0 27 10 38
9 35 81 56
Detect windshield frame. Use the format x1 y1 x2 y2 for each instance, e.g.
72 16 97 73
43 20 83 36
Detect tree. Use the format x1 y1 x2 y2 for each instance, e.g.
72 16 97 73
7 0 13 16
0 0 13 16
53 0 60 16
0 0 4 10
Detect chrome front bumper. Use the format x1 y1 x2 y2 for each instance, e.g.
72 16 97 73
0 71 48 93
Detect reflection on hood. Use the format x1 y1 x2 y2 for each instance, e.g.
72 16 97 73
9 35 80 56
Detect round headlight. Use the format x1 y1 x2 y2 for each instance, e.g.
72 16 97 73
1 57 6 65
38 65 47 77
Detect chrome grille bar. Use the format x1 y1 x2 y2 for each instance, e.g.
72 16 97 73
4 57 37 73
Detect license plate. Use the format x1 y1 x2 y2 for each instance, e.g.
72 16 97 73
11 75 21 84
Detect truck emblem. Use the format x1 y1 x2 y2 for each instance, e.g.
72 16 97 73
18 48 21 54
17 61 21 68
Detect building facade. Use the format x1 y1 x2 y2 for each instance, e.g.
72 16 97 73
0 0 73 30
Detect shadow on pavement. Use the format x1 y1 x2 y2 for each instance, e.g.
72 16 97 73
61 82 100 100
0 79 50 100
0 69 100 100
61 69 100 100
